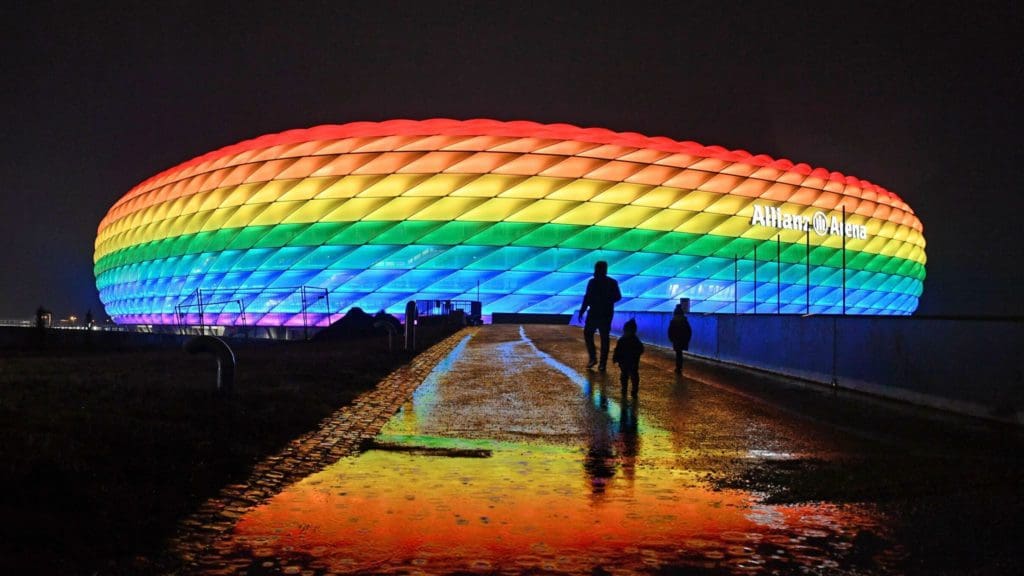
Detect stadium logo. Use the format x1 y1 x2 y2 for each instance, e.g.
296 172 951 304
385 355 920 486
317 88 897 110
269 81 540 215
751 204 868 240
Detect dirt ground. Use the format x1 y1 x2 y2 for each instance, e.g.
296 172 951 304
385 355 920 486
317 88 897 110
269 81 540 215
0 325 457 574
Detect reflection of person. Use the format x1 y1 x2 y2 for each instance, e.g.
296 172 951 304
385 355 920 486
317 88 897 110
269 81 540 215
618 396 638 435
616 397 639 486
667 304 692 374
612 318 644 397
577 261 621 370
583 375 615 500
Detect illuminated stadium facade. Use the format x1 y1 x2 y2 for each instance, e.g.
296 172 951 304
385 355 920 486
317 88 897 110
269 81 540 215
94 119 926 326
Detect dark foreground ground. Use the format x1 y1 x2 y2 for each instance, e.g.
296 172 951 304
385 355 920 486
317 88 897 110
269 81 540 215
0 325 457 575
2 323 1022 575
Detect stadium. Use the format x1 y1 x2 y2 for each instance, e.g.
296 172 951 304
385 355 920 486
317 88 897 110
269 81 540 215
94 119 926 326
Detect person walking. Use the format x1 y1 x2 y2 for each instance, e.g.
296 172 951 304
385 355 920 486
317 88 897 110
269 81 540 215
613 318 644 397
577 260 621 370
667 304 692 374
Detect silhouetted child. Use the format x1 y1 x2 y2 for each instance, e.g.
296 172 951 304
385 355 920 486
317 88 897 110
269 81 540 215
612 318 644 396
667 304 692 373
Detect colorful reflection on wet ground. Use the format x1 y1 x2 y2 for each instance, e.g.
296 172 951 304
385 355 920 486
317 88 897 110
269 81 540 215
222 326 905 574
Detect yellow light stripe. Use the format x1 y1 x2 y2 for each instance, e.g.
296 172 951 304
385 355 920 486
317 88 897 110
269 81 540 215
99 172 924 247
95 192 927 265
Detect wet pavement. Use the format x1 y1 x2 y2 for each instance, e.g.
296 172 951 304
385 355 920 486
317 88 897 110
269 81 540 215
172 324 1023 575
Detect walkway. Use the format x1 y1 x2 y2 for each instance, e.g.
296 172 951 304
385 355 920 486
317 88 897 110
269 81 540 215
171 324 1024 575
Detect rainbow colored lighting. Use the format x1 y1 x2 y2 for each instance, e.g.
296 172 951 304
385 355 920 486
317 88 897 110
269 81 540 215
94 119 926 325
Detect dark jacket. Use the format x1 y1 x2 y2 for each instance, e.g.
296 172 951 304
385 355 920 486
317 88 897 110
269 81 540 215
613 334 644 367
581 276 622 322
668 316 692 350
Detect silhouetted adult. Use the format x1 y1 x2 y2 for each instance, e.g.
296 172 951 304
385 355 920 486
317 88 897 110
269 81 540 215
577 260 621 370
667 304 692 374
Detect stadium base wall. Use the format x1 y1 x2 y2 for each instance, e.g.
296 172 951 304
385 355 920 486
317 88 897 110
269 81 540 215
601 314 1024 426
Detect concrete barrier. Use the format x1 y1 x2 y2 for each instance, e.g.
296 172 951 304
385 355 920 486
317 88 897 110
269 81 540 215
596 313 1024 425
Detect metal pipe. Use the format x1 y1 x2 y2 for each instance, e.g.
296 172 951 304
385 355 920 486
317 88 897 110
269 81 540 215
238 299 247 339
197 289 205 336
753 245 758 314
374 320 399 353
301 286 309 340
405 300 418 351
325 291 333 326
184 335 236 394
733 254 738 315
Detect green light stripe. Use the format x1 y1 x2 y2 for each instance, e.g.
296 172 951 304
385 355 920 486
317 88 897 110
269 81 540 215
94 221 926 283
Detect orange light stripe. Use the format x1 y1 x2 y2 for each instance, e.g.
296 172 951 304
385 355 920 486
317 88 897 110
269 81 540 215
104 119 907 217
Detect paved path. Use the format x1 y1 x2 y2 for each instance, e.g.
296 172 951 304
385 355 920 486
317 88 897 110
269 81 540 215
171 324 1023 575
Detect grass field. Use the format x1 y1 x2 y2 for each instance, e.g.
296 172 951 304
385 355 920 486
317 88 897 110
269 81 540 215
0 326 456 574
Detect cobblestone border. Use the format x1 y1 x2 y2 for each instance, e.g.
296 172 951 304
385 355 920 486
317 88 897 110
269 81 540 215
167 329 474 572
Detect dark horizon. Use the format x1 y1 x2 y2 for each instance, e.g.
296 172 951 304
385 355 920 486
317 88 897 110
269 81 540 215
2 1 1022 319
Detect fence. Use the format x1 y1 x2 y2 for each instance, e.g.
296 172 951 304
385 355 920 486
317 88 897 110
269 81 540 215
604 312 1024 426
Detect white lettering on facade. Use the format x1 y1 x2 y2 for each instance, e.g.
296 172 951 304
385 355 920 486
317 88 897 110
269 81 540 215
751 204 766 226
748 204 868 239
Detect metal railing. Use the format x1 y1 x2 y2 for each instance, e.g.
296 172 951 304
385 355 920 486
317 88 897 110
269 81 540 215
174 286 332 339
415 299 477 318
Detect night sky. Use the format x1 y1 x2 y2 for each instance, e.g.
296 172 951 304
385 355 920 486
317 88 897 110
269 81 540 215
2 1 1021 319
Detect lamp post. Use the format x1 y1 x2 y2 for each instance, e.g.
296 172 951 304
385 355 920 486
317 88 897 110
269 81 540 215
777 233 782 314
806 229 811 315
842 205 847 315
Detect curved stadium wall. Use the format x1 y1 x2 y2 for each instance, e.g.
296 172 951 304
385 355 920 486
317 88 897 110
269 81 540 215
94 119 926 326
